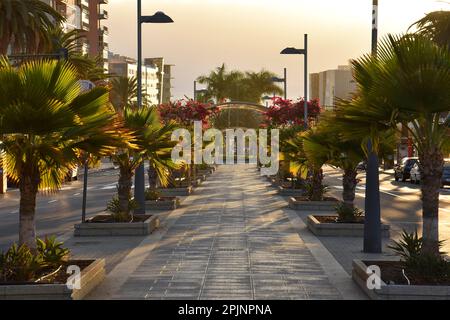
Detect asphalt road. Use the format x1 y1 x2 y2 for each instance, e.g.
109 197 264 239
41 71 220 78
0 168 121 251
323 166 450 250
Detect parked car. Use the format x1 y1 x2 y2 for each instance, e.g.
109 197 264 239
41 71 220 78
394 157 419 182
65 166 78 182
409 161 450 187
442 162 450 187
356 161 367 171
410 162 421 184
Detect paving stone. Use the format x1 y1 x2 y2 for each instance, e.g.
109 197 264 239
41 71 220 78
113 165 342 300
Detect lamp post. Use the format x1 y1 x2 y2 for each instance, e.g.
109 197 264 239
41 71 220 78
363 0 382 253
271 67 287 100
281 34 308 129
135 2 173 214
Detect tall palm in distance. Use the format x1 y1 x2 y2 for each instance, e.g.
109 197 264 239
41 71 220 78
0 0 63 54
197 65 284 104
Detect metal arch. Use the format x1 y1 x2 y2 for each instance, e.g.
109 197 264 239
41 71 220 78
210 101 268 113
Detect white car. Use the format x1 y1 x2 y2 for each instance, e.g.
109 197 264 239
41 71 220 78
410 162 421 184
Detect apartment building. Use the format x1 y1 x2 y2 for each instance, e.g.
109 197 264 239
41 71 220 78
42 0 109 70
109 54 160 106
310 64 356 109
145 57 174 104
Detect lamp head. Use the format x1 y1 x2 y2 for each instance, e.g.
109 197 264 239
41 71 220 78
141 11 174 23
280 47 305 55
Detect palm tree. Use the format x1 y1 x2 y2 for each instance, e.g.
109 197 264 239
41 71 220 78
197 64 230 103
336 34 450 256
242 70 284 103
316 111 396 209
0 58 129 250
111 106 177 215
411 10 450 50
0 0 63 54
284 128 329 201
110 76 139 112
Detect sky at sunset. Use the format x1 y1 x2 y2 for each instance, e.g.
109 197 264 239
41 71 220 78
105 0 450 100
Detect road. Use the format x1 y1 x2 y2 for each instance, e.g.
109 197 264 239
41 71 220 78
323 166 450 251
0 168 121 251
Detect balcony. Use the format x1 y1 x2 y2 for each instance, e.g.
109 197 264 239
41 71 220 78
99 0 108 4
77 0 89 9
99 9 108 20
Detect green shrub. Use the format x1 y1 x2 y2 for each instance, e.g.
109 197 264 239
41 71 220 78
0 244 44 282
145 189 161 201
0 238 71 283
335 203 363 223
388 230 450 283
36 236 69 268
304 181 329 201
106 195 138 222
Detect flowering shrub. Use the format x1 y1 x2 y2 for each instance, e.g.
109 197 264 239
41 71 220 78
264 97 322 127
158 99 220 127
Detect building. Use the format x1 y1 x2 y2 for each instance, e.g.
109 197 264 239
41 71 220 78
109 53 160 106
310 64 356 109
145 57 174 104
42 0 109 70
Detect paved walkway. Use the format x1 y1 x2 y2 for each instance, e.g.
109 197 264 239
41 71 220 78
92 164 351 300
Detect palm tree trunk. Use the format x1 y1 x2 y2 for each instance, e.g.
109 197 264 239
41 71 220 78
118 166 133 213
19 171 40 251
147 166 158 190
420 149 443 256
310 168 324 201
342 168 358 209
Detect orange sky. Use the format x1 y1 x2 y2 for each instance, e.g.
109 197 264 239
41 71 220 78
105 0 449 100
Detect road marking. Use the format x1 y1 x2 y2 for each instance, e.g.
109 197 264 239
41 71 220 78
73 193 81 196
9 210 18 214
48 200 58 204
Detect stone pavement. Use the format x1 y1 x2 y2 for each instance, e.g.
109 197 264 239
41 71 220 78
88 164 364 300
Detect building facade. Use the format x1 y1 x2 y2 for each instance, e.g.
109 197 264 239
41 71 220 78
42 0 109 70
145 57 174 104
310 64 356 109
109 54 160 106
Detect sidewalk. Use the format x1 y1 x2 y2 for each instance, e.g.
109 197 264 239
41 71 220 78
81 164 363 300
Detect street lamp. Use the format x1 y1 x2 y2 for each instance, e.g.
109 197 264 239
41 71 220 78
135 2 173 214
363 0 382 253
271 67 287 100
281 34 308 129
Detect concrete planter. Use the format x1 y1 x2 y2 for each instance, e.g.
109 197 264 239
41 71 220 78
158 186 193 197
145 197 179 211
198 169 213 176
307 215 390 238
74 214 159 237
278 186 306 197
0 259 105 300
352 259 450 300
289 197 340 211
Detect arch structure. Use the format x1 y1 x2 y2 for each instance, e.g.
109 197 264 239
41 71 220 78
211 101 268 113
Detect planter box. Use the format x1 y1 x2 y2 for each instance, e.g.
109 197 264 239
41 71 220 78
158 186 193 197
288 197 340 211
352 259 450 300
307 215 390 238
74 214 159 237
278 186 306 197
0 259 105 300
198 169 213 176
145 197 179 211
